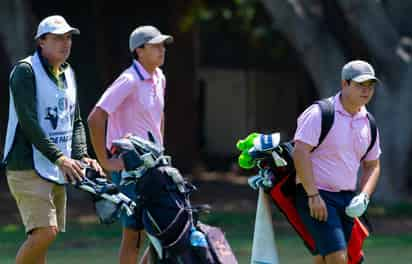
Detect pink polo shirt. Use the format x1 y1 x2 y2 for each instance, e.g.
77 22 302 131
294 93 381 192
96 60 165 149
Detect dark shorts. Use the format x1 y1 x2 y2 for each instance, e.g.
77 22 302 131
295 184 355 256
111 171 143 230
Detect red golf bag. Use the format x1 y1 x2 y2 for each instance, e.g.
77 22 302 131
258 141 369 264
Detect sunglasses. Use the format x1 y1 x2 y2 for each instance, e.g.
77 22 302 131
352 80 377 88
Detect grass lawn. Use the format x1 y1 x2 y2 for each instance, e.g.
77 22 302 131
1 212 411 263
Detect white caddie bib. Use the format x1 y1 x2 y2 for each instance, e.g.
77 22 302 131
3 52 76 184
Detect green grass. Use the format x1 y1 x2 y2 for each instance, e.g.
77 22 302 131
368 201 412 217
1 212 412 263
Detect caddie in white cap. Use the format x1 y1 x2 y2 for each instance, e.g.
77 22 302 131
3 15 101 263
34 15 80 39
88 25 173 263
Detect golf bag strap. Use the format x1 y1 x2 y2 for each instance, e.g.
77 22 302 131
269 178 316 253
270 179 368 261
150 207 187 237
163 220 191 249
312 97 335 152
347 218 369 264
361 113 377 161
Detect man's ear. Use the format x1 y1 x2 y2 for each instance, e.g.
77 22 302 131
37 39 43 49
135 46 144 58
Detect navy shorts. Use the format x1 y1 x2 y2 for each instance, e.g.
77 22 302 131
111 171 143 230
295 184 355 256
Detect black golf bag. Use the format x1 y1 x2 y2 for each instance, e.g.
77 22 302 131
110 135 238 264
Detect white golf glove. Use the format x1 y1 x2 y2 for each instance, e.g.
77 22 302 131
345 192 369 218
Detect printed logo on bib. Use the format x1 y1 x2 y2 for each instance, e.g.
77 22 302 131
49 131 73 144
44 97 75 130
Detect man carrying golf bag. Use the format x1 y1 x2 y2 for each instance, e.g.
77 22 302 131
237 61 382 264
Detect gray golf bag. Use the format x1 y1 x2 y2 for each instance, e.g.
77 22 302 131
73 168 137 224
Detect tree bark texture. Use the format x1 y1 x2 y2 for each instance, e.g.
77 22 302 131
261 0 412 200
0 0 33 167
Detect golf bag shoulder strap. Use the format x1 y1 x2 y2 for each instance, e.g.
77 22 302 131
311 97 335 152
361 112 377 161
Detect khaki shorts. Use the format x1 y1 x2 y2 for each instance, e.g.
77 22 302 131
7 170 66 233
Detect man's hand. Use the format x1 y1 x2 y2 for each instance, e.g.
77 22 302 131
345 192 369 218
308 194 328 222
56 156 85 183
81 157 105 176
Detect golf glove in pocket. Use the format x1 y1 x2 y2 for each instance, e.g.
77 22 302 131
345 192 369 218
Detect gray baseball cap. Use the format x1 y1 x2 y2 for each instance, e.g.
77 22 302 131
35 15 80 39
341 60 379 83
129 25 173 52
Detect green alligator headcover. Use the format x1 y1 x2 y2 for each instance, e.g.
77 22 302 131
236 132 260 169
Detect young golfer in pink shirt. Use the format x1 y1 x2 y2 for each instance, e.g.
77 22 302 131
88 25 173 264
293 60 382 264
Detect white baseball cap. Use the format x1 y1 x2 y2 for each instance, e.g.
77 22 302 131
34 15 80 39
129 25 173 52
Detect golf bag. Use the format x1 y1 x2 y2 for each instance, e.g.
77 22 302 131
73 168 137 224
248 139 369 264
242 98 377 264
111 135 238 264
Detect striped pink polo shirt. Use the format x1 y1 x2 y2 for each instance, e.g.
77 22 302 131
97 60 166 149
294 93 381 192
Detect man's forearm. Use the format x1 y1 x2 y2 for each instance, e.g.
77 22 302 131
360 160 380 197
87 107 109 165
161 114 164 139
71 120 88 160
293 142 318 195
71 103 89 159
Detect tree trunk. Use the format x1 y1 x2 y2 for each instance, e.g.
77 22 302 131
0 0 33 170
337 0 412 200
164 0 199 173
261 0 346 97
383 1 412 36
0 0 33 64
261 0 412 200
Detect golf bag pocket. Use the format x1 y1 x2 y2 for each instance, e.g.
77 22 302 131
138 166 193 255
197 222 238 264
347 218 369 264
